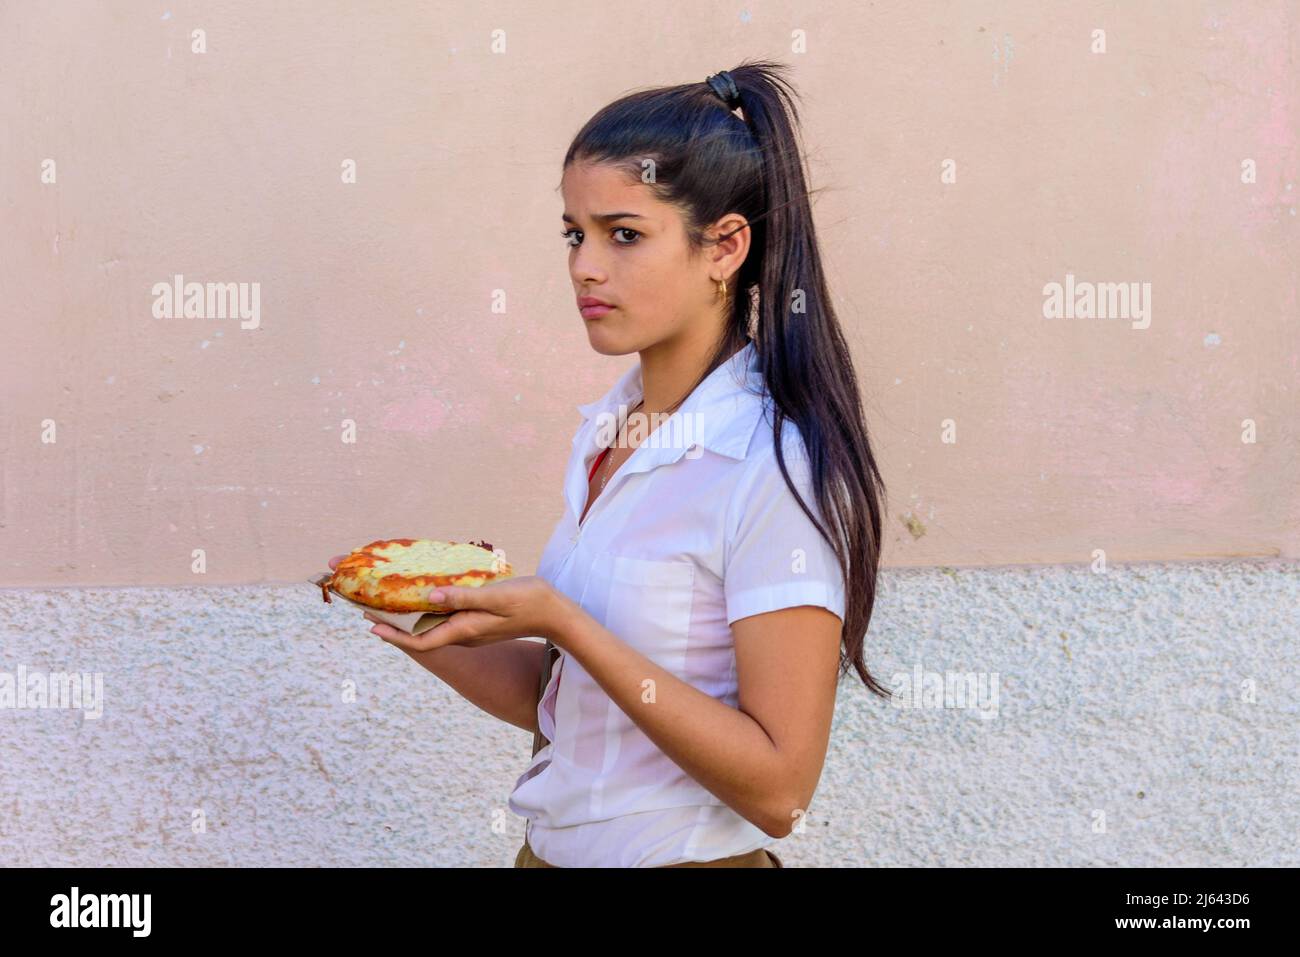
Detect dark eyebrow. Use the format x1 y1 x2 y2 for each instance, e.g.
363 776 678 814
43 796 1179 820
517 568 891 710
561 211 647 224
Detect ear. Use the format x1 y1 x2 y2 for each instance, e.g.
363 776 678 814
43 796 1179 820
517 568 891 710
706 212 751 281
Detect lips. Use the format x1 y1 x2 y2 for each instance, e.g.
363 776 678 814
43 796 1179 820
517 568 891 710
578 296 615 319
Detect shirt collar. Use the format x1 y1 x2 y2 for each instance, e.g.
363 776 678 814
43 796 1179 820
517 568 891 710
573 340 768 462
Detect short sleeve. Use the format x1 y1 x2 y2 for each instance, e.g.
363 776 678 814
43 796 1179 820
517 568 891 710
723 431 847 627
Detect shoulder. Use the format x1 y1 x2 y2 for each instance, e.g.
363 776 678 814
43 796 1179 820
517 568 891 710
723 412 828 546
735 411 816 495
720 411 847 624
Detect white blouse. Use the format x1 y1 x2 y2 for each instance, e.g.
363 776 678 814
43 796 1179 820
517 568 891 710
507 340 847 866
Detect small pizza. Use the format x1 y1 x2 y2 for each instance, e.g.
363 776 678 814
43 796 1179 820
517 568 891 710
325 538 512 613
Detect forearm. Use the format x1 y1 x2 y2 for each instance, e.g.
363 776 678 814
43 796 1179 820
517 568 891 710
398 638 547 734
552 600 793 838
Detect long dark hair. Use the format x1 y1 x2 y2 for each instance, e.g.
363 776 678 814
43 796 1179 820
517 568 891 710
562 59 890 698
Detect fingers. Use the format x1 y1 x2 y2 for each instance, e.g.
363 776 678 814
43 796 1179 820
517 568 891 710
363 611 414 645
430 583 503 613
364 609 440 648
328 554 348 570
373 618 458 653
369 621 404 642
428 586 457 609
360 605 496 652
362 607 443 649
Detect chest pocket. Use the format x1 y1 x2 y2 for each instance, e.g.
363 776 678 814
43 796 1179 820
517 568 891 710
597 554 696 669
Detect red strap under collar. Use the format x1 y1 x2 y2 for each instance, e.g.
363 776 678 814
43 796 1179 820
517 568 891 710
587 445 611 483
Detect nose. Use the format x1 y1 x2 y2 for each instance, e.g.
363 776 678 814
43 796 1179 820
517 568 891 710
569 242 607 288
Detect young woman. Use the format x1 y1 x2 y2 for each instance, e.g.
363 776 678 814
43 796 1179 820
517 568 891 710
331 60 888 867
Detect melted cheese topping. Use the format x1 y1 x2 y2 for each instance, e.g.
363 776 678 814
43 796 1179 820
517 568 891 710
368 540 500 577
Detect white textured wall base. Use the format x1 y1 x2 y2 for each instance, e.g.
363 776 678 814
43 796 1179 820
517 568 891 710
1 559 1295 866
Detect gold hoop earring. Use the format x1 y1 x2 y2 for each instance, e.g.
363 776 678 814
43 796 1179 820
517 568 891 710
716 276 728 302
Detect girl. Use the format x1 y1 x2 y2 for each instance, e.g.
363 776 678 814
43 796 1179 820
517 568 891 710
336 60 888 867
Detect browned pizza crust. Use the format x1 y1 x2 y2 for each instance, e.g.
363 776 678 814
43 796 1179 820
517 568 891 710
327 538 513 612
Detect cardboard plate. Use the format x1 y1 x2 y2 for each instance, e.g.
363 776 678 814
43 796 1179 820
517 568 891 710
307 572 451 636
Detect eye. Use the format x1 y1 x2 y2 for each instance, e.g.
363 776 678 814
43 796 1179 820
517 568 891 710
559 226 641 248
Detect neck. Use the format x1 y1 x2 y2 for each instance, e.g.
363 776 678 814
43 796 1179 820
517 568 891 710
636 324 739 415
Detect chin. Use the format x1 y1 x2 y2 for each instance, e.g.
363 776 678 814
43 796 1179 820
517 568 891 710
585 328 641 357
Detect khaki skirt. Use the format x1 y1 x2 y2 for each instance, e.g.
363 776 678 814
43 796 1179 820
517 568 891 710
514 837 783 868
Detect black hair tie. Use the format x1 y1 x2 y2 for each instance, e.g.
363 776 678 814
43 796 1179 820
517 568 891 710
706 70 742 110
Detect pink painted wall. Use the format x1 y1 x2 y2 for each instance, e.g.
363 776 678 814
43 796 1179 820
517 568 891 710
1 2 1296 586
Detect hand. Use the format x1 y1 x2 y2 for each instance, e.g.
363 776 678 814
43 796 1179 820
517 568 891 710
357 573 571 655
